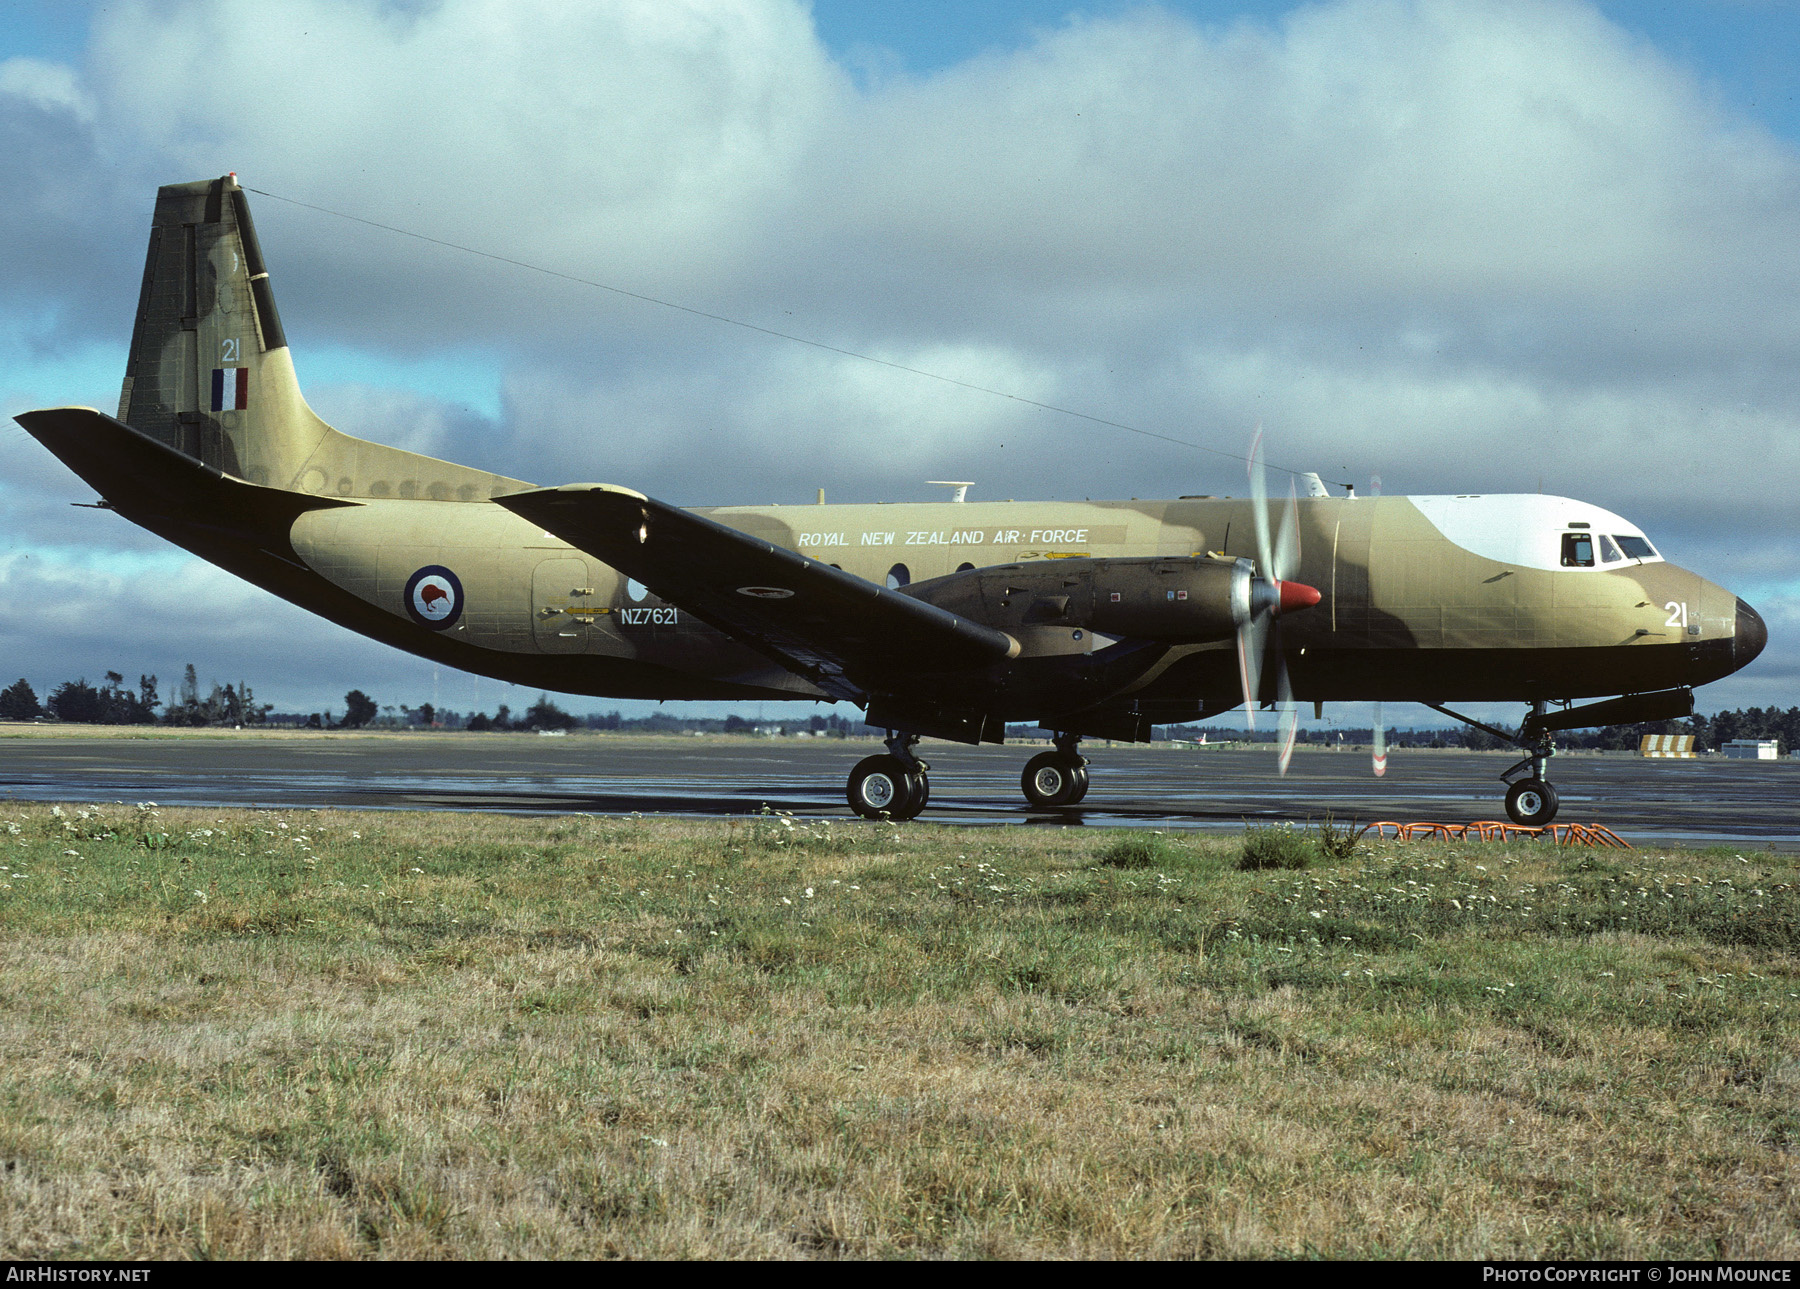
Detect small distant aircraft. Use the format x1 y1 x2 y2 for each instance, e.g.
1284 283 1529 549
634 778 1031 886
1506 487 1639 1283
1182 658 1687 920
17 176 1767 823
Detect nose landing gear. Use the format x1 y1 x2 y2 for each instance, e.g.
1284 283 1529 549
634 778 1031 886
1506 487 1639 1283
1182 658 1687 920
1500 707 1559 825
846 730 930 821
1427 699 1562 826
1021 732 1089 809
1503 777 1559 826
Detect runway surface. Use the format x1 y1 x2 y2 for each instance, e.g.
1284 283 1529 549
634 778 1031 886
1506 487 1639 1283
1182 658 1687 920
1 731 1795 849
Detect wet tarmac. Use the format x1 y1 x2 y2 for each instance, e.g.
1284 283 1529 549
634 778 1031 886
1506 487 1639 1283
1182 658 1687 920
1 732 1795 849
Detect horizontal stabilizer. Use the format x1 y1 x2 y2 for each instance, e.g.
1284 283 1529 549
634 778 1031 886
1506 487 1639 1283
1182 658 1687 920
15 406 357 545
497 484 1019 700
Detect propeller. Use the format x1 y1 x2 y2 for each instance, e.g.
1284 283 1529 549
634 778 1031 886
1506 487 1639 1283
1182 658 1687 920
1237 428 1323 775
1368 474 1386 777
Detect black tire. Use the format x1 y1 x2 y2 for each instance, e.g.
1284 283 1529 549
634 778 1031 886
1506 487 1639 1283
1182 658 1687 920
1021 752 1085 808
1505 778 1559 826
907 772 930 815
848 755 920 820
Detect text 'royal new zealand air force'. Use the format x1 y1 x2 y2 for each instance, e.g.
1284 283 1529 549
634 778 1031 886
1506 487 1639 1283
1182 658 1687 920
797 529 1092 549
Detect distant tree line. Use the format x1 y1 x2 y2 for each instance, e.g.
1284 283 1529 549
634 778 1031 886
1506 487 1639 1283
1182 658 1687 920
1570 706 1800 755
15 667 1783 751
1158 706 1800 755
0 663 272 727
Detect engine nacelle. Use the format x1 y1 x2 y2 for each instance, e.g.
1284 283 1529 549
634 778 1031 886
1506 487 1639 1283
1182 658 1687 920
905 555 1257 644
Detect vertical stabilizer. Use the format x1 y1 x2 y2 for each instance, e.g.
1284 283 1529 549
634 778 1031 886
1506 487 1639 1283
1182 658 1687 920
120 174 330 487
119 175 527 501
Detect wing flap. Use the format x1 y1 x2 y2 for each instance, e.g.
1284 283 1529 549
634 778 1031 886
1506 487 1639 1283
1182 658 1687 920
496 484 1018 697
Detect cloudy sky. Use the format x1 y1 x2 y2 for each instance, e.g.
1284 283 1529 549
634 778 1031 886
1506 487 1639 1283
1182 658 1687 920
1 0 1796 729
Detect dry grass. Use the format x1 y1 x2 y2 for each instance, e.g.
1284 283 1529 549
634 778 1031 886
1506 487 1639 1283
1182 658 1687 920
0 803 1793 1259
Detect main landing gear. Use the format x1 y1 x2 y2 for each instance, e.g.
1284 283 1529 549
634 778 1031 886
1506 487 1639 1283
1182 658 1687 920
845 730 1095 820
1428 699 1561 826
1021 732 1089 809
846 732 930 821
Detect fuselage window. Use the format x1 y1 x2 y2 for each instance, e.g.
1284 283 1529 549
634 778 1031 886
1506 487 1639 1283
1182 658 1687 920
1597 534 1623 563
956 562 975 573
886 563 910 589
1560 533 1594 567
1615 535 1657 561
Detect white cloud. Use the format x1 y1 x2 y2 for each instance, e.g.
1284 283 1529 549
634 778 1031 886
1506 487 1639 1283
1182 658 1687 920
0 544 506 714
89 0 841 303
0 56 93 121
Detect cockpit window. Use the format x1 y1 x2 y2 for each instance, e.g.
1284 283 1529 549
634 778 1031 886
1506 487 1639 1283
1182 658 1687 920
1597 534 1623 564
1560 532 1594 567
1615 535 1657 560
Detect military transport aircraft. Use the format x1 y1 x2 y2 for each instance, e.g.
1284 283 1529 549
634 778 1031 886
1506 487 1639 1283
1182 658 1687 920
15 176 1769 823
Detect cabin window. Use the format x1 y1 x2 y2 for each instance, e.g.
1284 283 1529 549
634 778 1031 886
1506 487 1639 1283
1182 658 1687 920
1615 535 1657 560
886 563 910 589
1597 534 1623 564
1560 533 1594 567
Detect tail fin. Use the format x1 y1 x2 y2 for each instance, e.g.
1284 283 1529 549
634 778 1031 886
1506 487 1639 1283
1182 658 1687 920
119 175 526 501
120 174 327 486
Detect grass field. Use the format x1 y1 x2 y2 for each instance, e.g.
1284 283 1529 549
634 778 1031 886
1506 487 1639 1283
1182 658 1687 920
0 802 1793 1259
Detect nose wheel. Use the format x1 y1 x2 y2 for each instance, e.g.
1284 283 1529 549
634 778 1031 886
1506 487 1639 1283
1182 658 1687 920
1426 699 1564 826
1504 778 1559 826
1021 733 1089 808
846 732 929 821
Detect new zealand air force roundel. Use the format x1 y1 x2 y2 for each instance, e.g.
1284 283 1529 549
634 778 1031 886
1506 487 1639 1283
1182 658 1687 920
404 565 464 630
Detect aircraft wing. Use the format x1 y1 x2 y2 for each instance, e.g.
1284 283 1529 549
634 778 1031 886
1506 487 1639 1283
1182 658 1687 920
497 484 1019 701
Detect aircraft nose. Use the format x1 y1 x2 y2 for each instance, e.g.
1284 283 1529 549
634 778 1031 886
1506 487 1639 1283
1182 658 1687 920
1735 597 1767 668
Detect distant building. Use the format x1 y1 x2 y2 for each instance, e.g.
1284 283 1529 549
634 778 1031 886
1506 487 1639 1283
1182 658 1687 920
1639 735 1695 758
1720 739 1780 760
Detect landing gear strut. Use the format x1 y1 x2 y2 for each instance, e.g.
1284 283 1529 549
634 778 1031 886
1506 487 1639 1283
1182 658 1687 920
1021 732 1089 809
847 731 930 821
1499 701 1559 825
1427 699 1561 826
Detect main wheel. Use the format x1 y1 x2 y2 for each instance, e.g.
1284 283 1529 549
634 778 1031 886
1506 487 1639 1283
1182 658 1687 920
1505 778 1559 826
847 755 923 820
1022 752 1085 808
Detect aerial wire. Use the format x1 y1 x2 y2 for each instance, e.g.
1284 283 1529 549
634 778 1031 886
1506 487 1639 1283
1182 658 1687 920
245 185 1304 477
